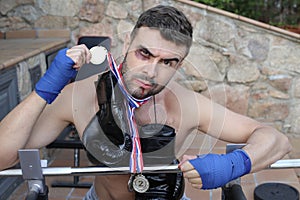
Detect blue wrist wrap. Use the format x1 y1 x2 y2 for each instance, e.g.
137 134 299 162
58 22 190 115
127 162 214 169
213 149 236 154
189 149 251 190
35 48 76 104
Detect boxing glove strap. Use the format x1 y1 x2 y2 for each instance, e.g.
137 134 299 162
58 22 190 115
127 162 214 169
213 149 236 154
35 48 76 104
190 149 252 190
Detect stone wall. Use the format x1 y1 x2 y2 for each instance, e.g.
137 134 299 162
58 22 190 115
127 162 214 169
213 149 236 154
17 52 47 101
1 0 300 139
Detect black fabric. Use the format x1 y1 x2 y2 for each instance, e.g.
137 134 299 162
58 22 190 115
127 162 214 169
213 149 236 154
82 71 184 199
135 160 185 200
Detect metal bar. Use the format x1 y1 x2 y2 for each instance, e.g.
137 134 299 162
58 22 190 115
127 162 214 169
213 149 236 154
270 159 300 169
1 159 300 177
0 165 180 177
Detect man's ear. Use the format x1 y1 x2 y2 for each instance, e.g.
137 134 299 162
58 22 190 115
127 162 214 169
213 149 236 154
122 33 131 56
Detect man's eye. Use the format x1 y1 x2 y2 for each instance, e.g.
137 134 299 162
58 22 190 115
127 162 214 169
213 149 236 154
163 60 176 68
140 49 150 58
163 60 171 66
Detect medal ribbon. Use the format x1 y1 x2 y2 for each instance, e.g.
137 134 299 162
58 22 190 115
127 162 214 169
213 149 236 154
107 52 150 173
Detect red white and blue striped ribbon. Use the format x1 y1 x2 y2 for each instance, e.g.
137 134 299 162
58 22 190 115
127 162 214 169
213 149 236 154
106 52 150 173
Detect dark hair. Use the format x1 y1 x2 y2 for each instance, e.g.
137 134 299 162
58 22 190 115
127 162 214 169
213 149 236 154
131 5 193 54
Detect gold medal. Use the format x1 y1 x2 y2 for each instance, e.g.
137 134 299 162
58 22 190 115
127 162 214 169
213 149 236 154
132 174 149 193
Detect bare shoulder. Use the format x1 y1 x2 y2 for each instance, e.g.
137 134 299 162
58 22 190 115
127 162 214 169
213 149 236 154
166 80 230 132
168 80 261 142
37 73 100 130
67 74 100 135
25 73 104 148
166 80 208 107
167 80 193 96
164 80 208 127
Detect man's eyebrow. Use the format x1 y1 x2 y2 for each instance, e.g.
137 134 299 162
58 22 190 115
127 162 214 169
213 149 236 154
138 45 154 57
138 45 181 63
163 57 180 63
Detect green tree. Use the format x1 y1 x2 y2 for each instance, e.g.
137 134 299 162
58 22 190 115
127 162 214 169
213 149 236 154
192 0 300 26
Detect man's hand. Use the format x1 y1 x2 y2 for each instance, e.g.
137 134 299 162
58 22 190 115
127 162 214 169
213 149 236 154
179 155 203 189
66 44 91 69
35 44 91 104
179 150 251 190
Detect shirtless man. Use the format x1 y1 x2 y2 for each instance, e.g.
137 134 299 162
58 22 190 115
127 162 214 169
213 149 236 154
0 5 291 200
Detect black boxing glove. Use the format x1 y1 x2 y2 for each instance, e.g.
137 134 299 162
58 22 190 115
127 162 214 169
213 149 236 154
82 71 132 167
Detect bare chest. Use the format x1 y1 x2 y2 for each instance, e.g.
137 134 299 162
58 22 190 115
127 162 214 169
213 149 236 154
134 95 179 128
134 96 191 150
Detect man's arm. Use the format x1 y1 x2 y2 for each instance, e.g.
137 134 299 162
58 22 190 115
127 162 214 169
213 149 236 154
0 45 91 170
179 93 291 189
200 99 291 172
0 92 47 169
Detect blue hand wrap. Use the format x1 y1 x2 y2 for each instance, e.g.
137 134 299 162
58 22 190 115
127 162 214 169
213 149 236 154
189 149 251 190
35 48 76 104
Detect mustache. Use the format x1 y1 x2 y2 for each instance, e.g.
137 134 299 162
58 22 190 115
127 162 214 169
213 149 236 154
133 74 156 85
121 56 158 86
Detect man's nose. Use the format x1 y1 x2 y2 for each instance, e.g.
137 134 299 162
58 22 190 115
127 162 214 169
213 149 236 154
144 59 158 78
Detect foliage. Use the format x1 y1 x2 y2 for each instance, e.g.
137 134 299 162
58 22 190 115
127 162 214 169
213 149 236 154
192 0 300 26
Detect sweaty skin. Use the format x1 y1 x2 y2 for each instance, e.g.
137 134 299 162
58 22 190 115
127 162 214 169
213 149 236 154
0 27 291 200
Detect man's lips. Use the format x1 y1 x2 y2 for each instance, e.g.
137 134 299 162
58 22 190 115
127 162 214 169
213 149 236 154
135 79 153 89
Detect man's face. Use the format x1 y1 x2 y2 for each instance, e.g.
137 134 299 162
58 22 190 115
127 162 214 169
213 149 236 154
121 27 188 99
